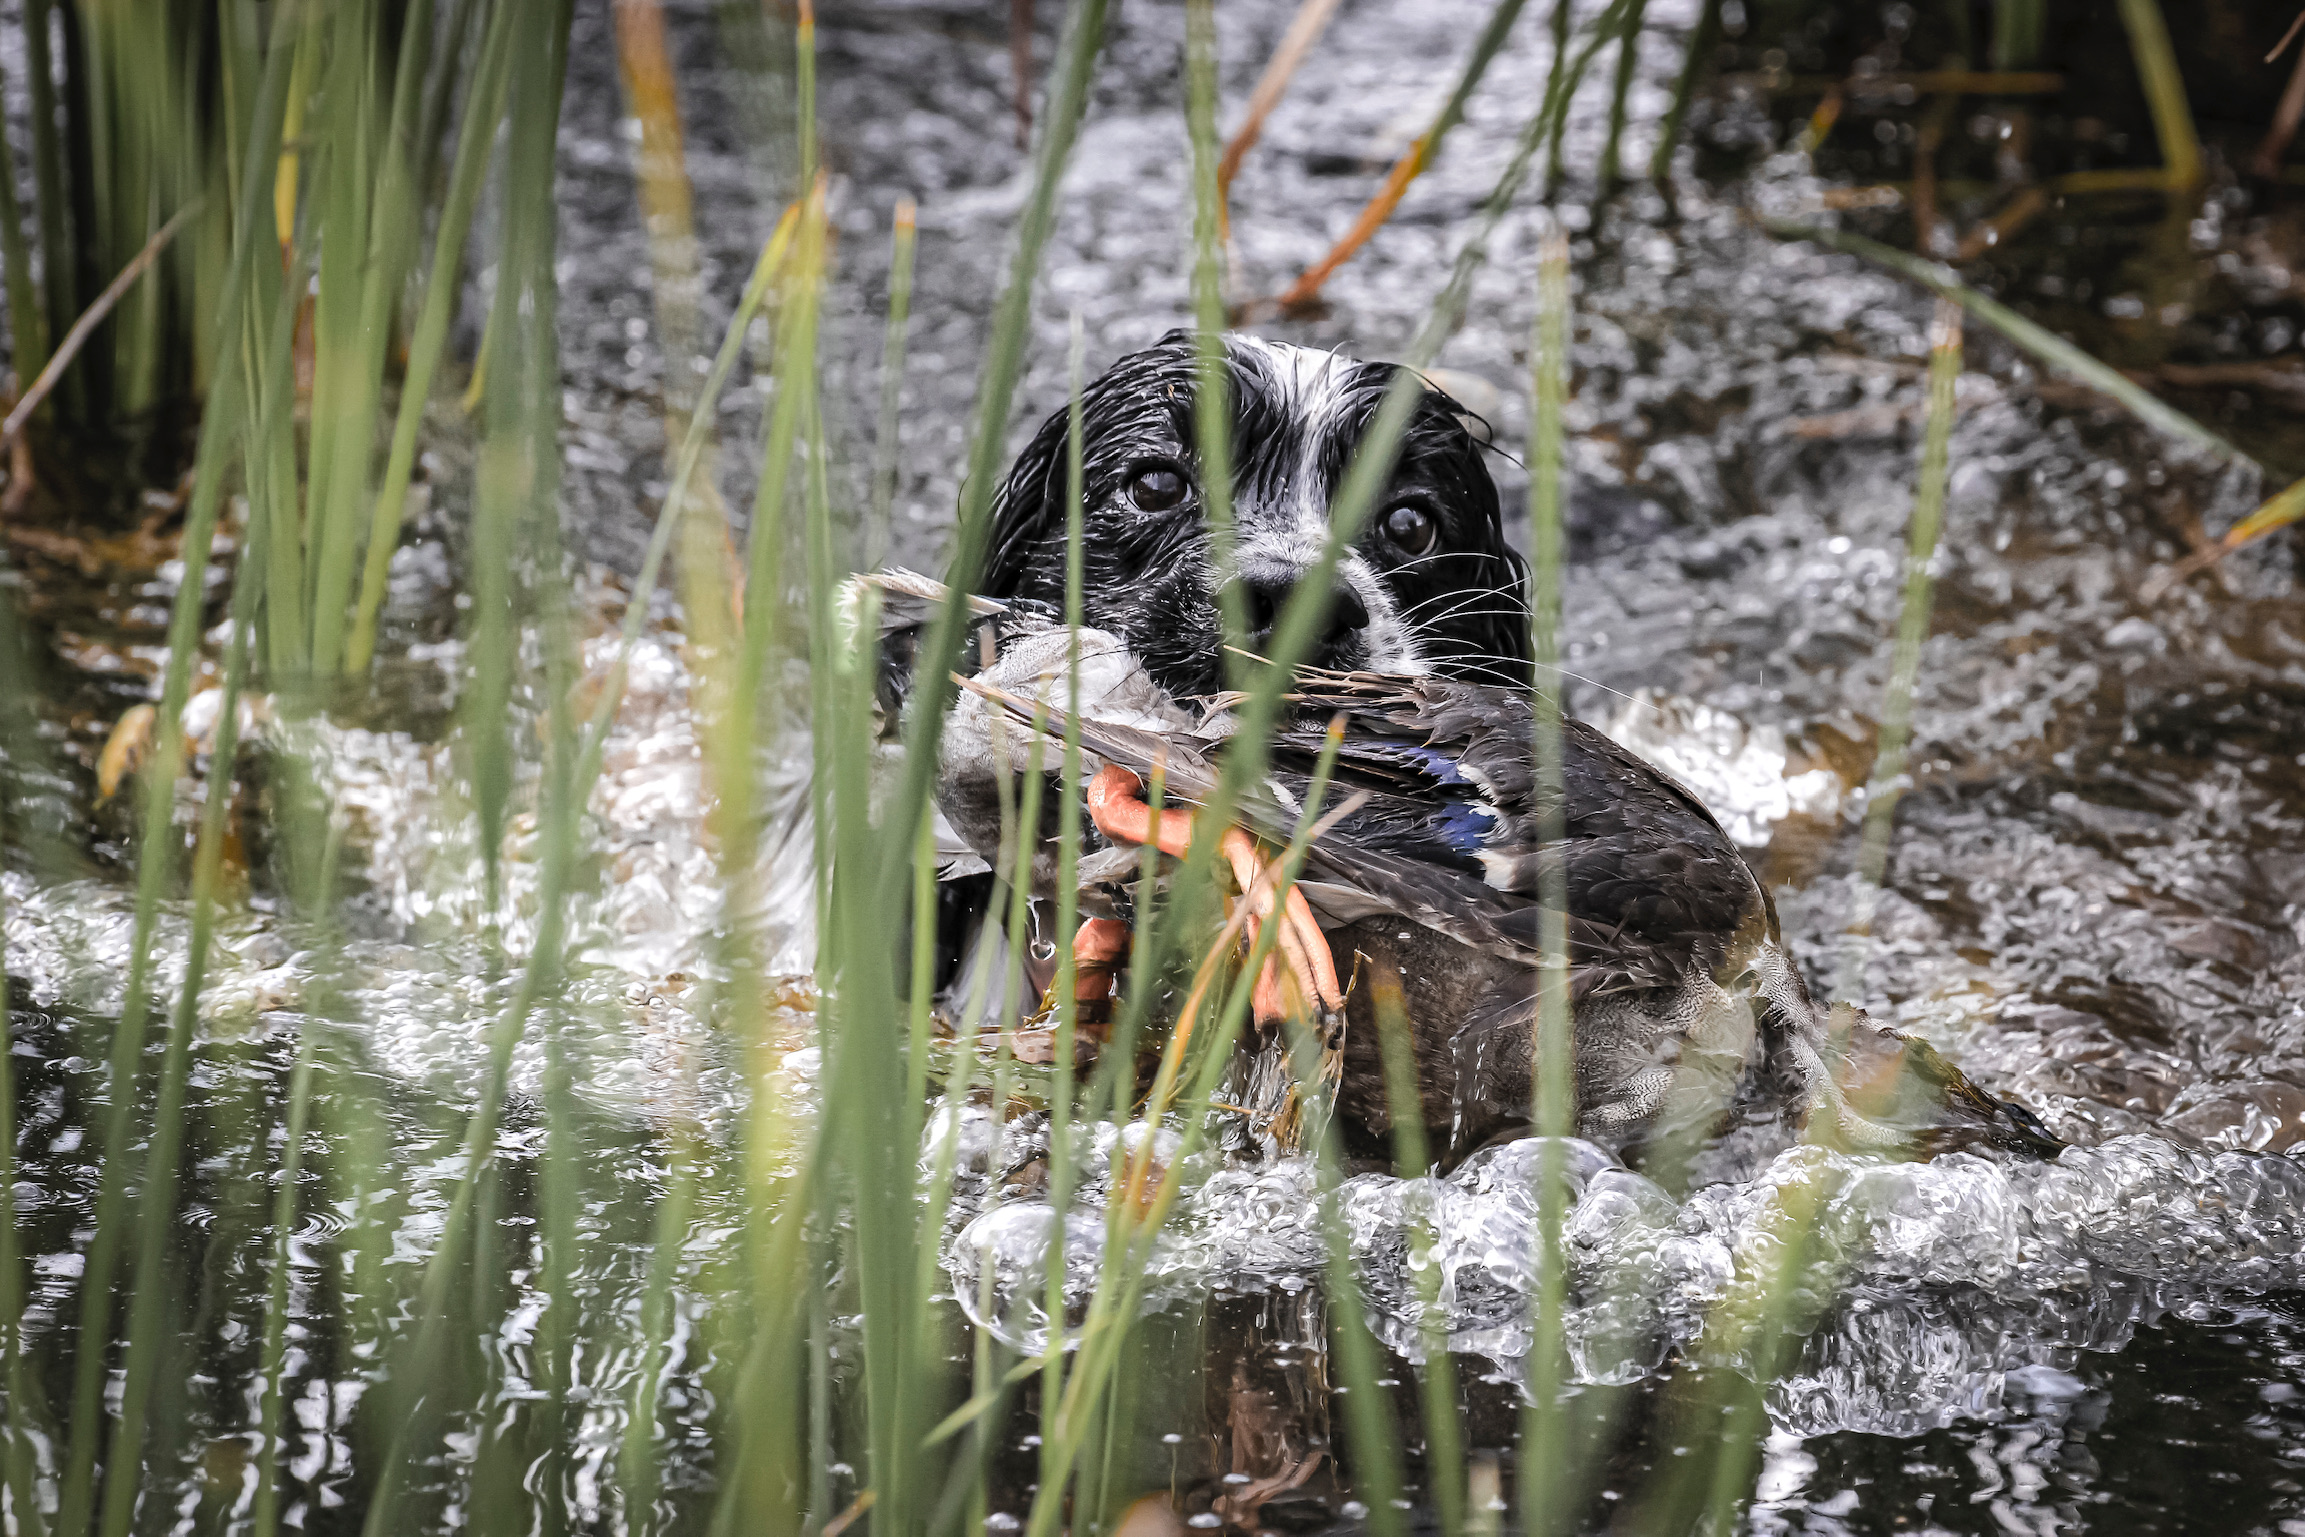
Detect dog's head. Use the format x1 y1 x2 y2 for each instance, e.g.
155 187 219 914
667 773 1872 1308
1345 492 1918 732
979 331 1530 697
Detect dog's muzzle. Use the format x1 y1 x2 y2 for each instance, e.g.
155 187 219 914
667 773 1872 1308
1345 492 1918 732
1221 571 1371 661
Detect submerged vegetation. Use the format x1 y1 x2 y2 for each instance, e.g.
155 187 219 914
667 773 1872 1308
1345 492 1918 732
0 0 2303 1533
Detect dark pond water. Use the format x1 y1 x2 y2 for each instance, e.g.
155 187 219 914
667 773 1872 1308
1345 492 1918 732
9 0 2305 1532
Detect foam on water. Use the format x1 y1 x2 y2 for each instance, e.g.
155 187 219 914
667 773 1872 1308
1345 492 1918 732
944 1126 2305 1435
4 607 816 1123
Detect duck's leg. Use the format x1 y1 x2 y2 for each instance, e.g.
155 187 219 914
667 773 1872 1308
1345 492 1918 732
1071 916 1131 1006
1085 764 1343 1023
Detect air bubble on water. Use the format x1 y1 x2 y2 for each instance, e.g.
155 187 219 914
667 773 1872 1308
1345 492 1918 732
949 1203 1112 1357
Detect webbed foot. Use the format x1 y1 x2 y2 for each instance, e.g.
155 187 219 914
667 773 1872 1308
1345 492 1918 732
1085 764 1342 1026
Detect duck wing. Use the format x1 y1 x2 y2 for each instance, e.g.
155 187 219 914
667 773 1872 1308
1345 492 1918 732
967 668 1773 995
1267 673 1773 993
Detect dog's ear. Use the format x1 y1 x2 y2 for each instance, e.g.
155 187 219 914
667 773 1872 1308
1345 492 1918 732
980 405 1073 600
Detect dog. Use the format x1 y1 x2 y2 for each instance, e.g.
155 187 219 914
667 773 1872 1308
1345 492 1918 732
978 330 1530 695
929 332 1538 1015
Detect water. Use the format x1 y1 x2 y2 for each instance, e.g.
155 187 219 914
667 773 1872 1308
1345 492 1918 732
8 0 2305 1530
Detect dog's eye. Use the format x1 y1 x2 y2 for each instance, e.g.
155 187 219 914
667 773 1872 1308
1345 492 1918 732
1125 466 1188 512
1381 504 1437 557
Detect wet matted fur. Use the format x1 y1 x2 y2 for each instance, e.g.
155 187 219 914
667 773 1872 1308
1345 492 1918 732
978 330 1532 695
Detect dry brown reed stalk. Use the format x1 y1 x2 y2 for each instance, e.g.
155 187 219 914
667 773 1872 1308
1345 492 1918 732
2142 474 2305 600
1215 0 1347 203
0 201 201 446
1953 184 2048 261
1270 0 1533 315
2257 16 2305 178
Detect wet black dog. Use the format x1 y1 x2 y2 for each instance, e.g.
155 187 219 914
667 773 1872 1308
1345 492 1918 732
979 330 1530 694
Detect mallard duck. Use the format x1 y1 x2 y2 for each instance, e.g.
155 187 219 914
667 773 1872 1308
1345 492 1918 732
957 648 2062 1172
873 572 2058 1171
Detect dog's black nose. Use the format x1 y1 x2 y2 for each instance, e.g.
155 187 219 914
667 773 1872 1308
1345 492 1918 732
1227 575 1369 654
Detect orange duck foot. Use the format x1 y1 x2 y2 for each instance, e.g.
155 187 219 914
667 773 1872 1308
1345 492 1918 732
1084 763 1343 1026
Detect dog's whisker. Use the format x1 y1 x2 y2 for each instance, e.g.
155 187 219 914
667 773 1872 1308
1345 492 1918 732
1396 597 1528 628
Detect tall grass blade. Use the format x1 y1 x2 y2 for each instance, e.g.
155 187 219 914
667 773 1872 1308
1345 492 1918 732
250 225 318 681
1036 309 1090 1504
1186 0 1244 657
346 0 519 674
716 192 832 1537
620 218 804 1537
1760 220 2250 468
0 65 51 395
96 468 266 1537
1283 1014 1406 1537
525 403 587 1537
301 0 380 641
0 581 56 1537
1371 985 1464 1536
465 0 572 915
51 3 302 1523
1519 226 1576 1537
1836 300 1963 1000
739 182 820 700
2114 0 2200 188
1647 0 1719 185
308 0 438 675
1026 737 1342 1537
1600 0 1650 188
1633 301 1968 1537
867 198 917 567
25 0 75 390
246 1030 315 1537
874 0 1109 917
356 2 575 1526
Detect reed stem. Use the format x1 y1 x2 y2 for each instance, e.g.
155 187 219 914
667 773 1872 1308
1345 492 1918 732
1520 226 1576 1537
1836 300 1962 1001
2115 0 2201 189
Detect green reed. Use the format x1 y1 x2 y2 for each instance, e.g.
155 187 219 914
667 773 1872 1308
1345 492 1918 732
1621 283 1973 1537
0 581 58 1535
0 0 528 708
97 430 265 1537
1600 0 1651 189
1837 299 1963 1000
1648 0 1721 185
1037 311 1092 1501
1521 226 1577 1537
356 6 576 1530
2114 0 2200 189
1764 221 2250 471
52 2 299 1520
1373 986 1467 1534
346 0 520 674
868 199 919 567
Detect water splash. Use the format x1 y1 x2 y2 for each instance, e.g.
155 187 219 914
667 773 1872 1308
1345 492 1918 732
946 1128 2305 1435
